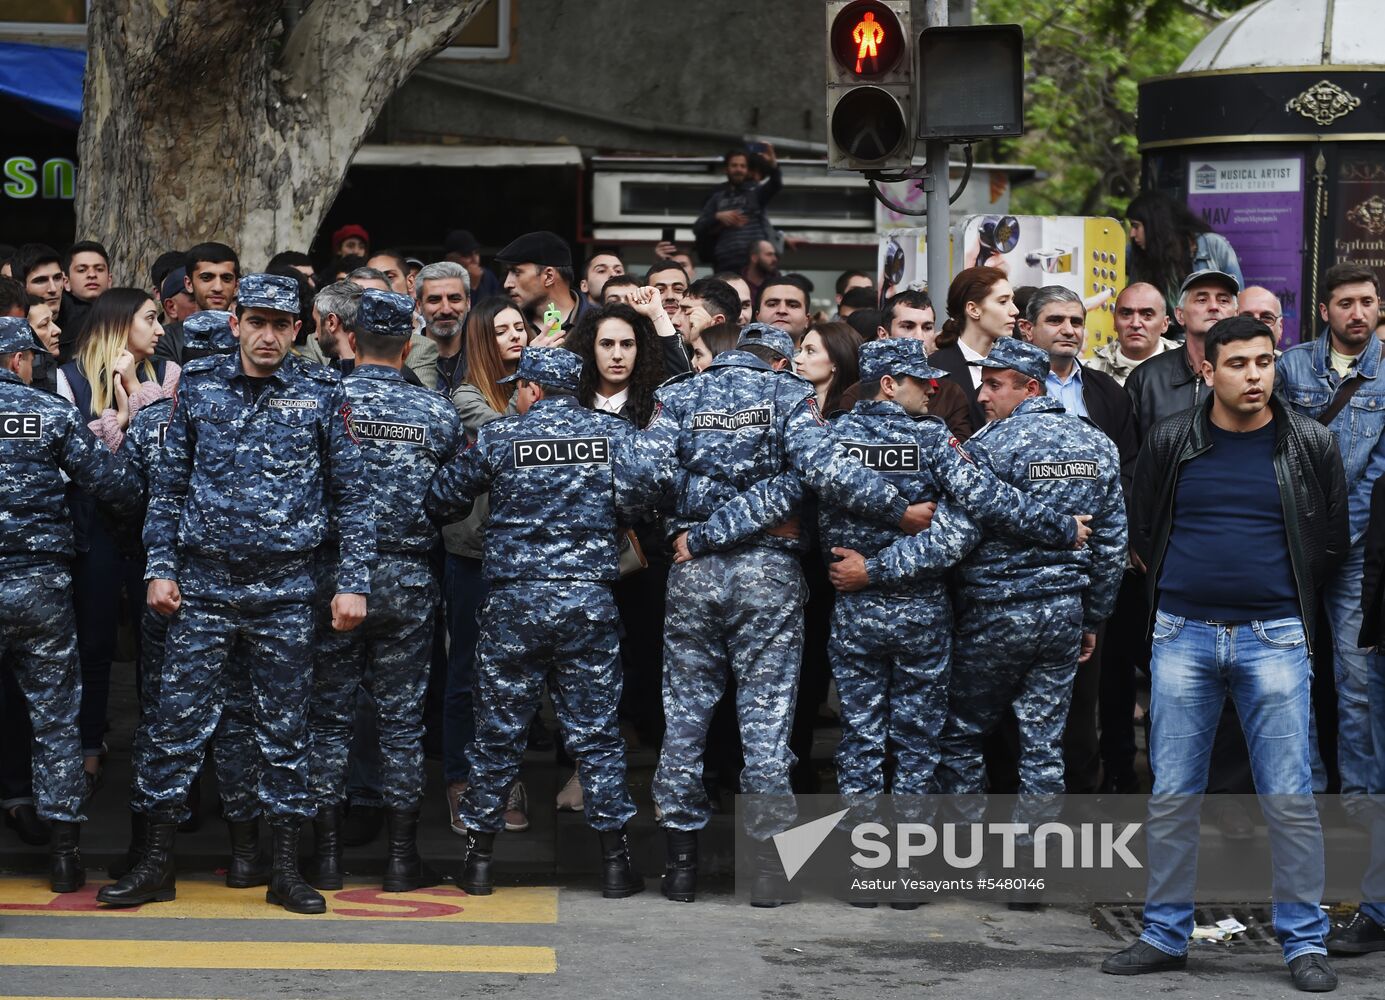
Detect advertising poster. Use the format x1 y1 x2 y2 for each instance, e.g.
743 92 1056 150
1335 155 1385 298
877 228 955 306
956 215 1126 352
1186 155 1305 346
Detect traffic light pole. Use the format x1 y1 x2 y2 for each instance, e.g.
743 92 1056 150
922 0 950 324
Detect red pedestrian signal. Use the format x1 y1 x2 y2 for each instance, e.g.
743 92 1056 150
825 0 912 170
830 1 904 78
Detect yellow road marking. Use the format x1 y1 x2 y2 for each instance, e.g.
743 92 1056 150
0 939 557 974
0 879 555 923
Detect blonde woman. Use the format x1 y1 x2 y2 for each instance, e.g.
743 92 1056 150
58 288 177 451
56 287 177 792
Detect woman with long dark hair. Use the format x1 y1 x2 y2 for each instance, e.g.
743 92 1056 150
568 300 668 426
929 266 1018 430
442 296 530 835
794 320 862 416
57 287 175 791
1126 189 1244 321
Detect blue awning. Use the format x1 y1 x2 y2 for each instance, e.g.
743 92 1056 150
0 41 84 126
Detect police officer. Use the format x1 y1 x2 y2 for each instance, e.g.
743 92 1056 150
620 323 939 906
305 289 462 892
820 339 1087 807
99 273 376 914
111 314 251 882
0 316 143 892
427 346 643 898
931 338 1126 814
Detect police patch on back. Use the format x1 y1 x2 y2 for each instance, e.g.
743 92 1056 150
842 440 920 473
691 406 772 431
513 436 610 468
1028 459 1099 480
351 418 427 446
0 413 41 439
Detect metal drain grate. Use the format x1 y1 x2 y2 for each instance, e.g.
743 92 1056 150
1091 904 1281 952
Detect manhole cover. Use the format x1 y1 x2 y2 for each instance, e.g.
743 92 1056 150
1091 904 1280 952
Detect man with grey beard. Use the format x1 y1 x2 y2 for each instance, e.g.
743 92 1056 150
415 261 471 396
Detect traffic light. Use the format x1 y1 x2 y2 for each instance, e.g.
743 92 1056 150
916 25 1025 141
825 0 913 171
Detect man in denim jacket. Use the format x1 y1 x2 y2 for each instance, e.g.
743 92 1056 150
1277 262 1384 809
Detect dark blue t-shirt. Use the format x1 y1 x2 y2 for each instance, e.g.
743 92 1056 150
1159 417 1299 622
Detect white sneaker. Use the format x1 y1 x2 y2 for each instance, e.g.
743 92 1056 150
555 770 584 812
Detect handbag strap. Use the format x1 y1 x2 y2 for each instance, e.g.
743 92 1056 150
1319 374 1365 426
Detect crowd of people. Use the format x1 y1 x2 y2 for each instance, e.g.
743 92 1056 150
1 156 1384 992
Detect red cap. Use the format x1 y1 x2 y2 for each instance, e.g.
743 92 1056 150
332 223 370 252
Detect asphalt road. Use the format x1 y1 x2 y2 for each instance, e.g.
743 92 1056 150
1 876 1383 1000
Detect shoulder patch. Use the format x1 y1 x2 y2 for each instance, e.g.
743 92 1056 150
948 435 975 465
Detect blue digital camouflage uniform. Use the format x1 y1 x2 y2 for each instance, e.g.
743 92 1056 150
181 311 236 354
926 340 1127 804
121 398 175 798
621 325 968 839
0 318 144 823
426 346 638 834
309 290 463 812
138 274 376 824
818 340 1079 801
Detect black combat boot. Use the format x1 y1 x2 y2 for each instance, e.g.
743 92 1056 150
225 818 271 889
49 820 84 893
750 839 800 908
107 809 146 879
459 830 495 895
382 807 442 893
661 830 697 902
303 806 343 891
265 823 326 914
97 821 177 906
598 826 644 898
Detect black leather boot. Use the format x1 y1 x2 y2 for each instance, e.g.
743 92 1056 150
108 809 146 879
459 830 495 895
304 806 343 891
383 807 442 893
661 830 697 902
97 821 177 906
49 820 84 893
265 823 326 914
598 826 644 899
750 839 799 908
225 818 271 889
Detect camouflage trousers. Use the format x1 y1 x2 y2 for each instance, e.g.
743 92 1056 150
831 586 952 800
933 594 1084 799
0 569 86 823
135 558 315 824
459 580 636 834
309 552 436 811
654 548 805 839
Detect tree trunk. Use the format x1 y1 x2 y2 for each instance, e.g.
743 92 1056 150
77 0 486 283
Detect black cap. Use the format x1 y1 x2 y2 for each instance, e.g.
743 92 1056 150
444 229 480 256
494 231 572 268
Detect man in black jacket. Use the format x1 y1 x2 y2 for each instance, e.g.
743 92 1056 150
1102 316 1348 992
1022 285 1139 792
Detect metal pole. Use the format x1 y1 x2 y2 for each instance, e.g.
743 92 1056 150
922 1 950 323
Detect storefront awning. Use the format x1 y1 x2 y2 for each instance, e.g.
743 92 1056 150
0 42 84 126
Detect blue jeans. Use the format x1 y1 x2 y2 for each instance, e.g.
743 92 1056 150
1324 543 1375 799
1139 611 1328 964
1363 650 1385 926
443 555 487 784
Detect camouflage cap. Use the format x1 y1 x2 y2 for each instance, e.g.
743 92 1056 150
973 336 1051 382
737 322 795 361
498 345 582 393
356 288 415 337
237 272 300 314
182 310 236 350
0 316 43 354
858 338 947 384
